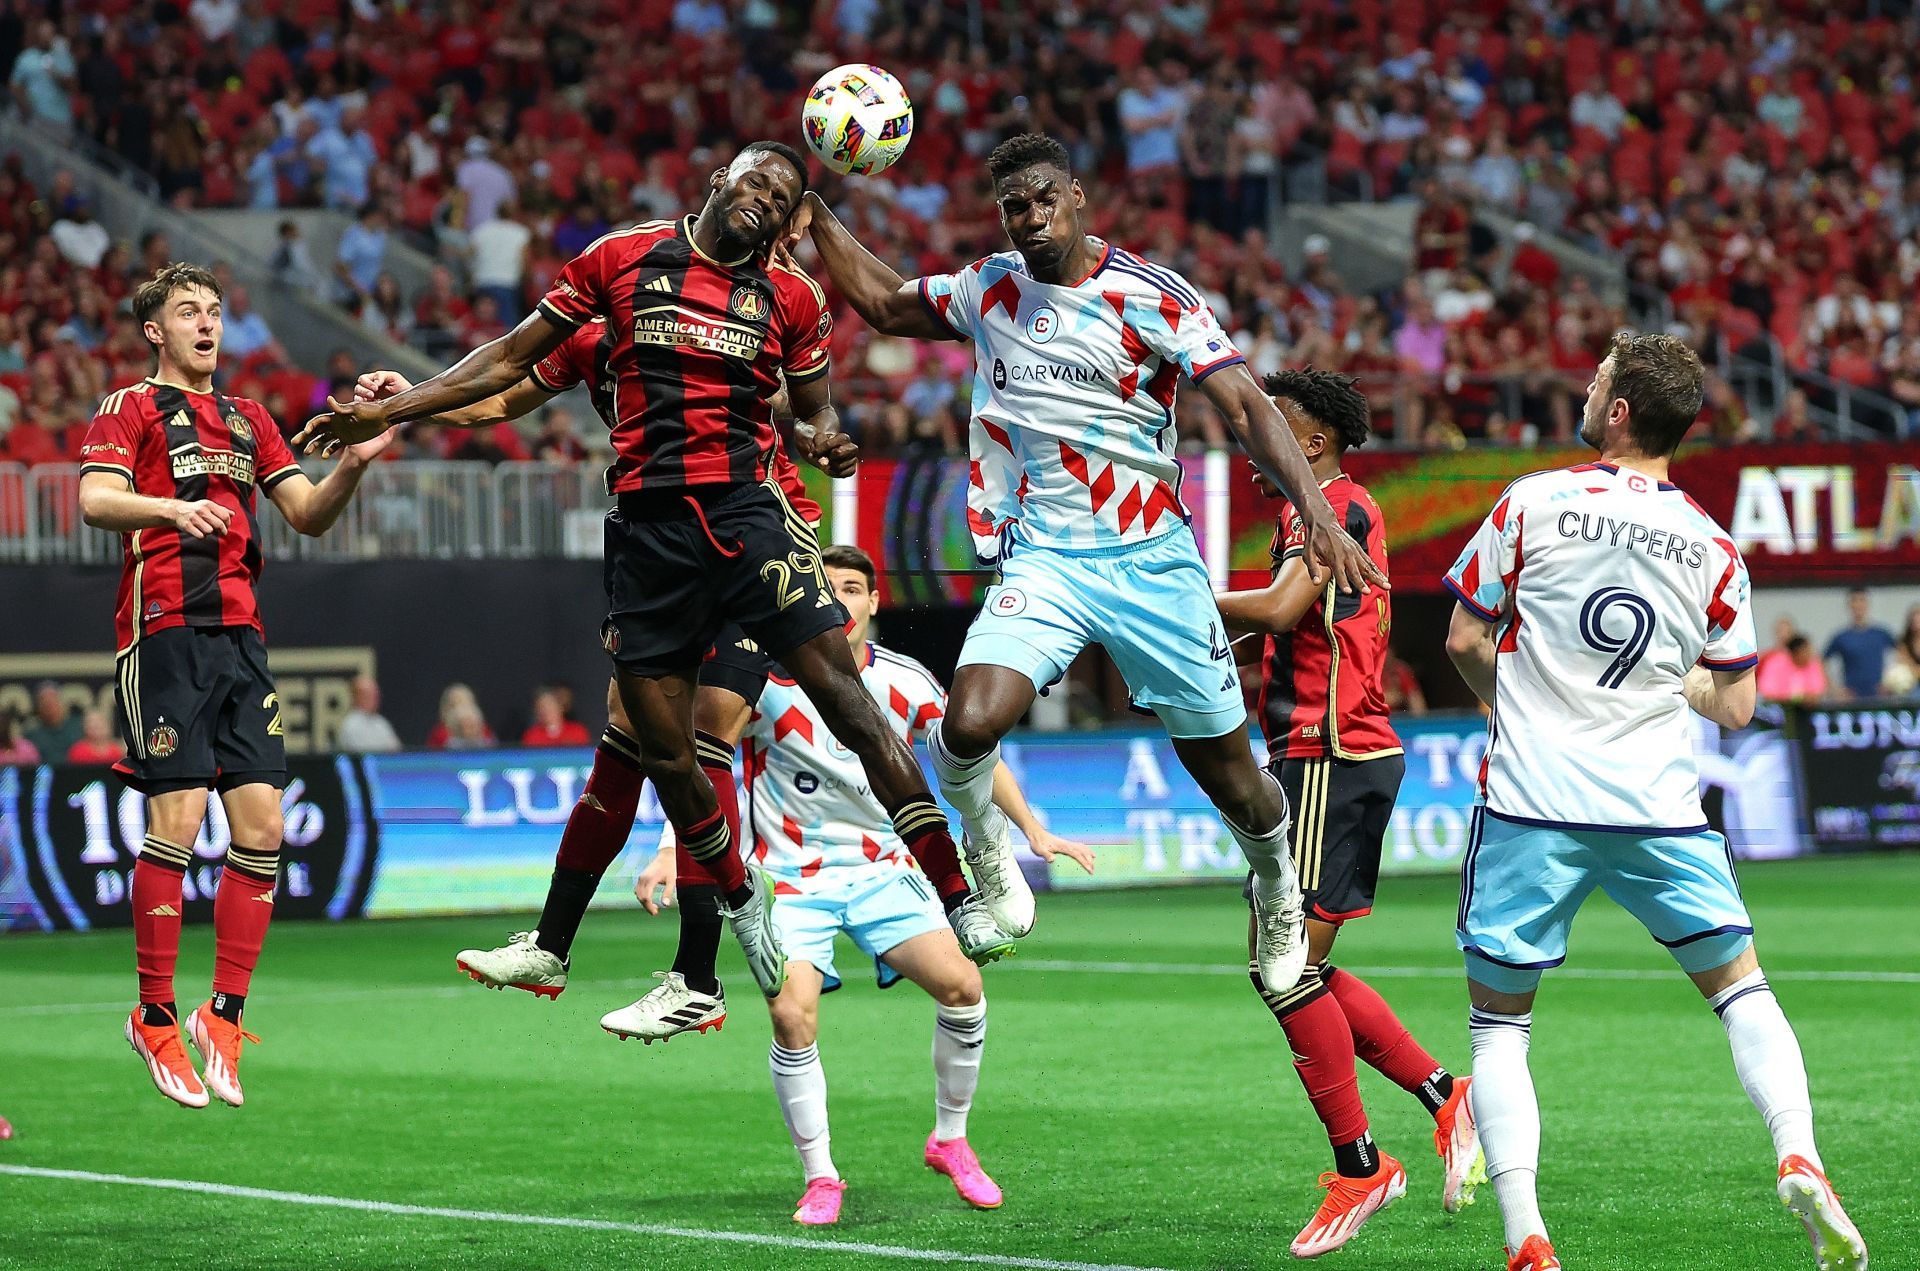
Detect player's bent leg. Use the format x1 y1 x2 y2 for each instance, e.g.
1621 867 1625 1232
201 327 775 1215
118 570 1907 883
1178 729 1305 988
126 786 210 1108
599 970 728 1044
927 666 1038 938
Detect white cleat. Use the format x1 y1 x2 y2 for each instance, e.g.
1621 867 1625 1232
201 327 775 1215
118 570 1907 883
1779 1155 1868 1271
724 866 788 998
961 805 1035 937
600 972 727 1044
455 930 568 998
1250 870 1309 991
948 894 1017 966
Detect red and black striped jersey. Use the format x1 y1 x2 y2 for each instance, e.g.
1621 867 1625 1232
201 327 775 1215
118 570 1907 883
535 216 833 495
1257 474 1403 761
531 316 820 522
79 379 303 652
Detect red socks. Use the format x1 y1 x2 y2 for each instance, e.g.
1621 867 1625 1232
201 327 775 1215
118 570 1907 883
1326 966 1448 1098
132 834 192 1004
1252 961 1368 1147
890 798 969 900
211 844 280 997
555 726 646 875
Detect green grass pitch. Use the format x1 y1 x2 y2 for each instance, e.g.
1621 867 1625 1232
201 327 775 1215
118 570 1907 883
4 856 1916 1270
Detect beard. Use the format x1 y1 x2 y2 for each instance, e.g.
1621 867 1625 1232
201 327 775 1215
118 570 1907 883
1578 397 1605 448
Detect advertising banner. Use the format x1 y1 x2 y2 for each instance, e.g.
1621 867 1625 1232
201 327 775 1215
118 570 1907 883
0 756 377 932
1786 704 1920 853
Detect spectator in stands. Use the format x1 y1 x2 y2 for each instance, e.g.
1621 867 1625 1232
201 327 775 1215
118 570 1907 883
309 104 379 212
533 407 589 463
1570 79 1627 142
334 203 389 308
336 675 402 754
1414 184 1470 286
520 687 590 748
1382 647 1428 717
49 197 109 270
1393 288 1448 377
22 682 80 758
1773 389 1819 443
455 137 515 231
1826 588 1898 701
0 312 25 375
470 202 532 319
0 708 40 765
355 272 412 346
9 19 74 132
1757 633 1828 704
66 709 125 765
220 285 282 362
1117 63 1184 178
428 683 495 750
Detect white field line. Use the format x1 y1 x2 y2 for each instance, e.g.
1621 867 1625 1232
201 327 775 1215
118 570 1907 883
0 1165 1177 1271
4 960 1914 1020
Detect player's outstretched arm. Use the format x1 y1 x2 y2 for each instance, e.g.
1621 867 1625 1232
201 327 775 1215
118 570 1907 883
1682 665 1757 730
78 471 232 538
1445 602 1499 708
353 370 555 428
786 371 859 477
294 309 571 454
267 423 399 536
989 761 1095 874
1217 555 1320 636
1197 364 1386 595
798 191 957 341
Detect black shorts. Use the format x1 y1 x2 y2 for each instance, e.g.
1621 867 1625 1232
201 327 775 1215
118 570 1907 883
602 481 847 678
1243 753 1405 924
113 625 287 795
699 622 777 704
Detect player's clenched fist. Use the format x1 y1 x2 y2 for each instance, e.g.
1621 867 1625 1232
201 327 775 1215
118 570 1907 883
355 369 415 402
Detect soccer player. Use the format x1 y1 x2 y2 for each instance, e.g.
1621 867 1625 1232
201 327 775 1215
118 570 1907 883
298 142 1005 988
796 132 1383 990
1444 334 1867 1271
625 546 1093 1224
1215 368 1481 1257
349 345 853 1032
77 262 396 1108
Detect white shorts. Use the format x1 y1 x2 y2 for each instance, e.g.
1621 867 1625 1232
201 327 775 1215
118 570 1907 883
770 863 948 991
958 524 1246 739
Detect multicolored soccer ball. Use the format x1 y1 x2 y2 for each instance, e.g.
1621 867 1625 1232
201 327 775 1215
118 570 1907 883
800 63 914 176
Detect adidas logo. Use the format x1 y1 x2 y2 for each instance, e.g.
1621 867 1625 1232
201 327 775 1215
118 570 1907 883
146 904 180 917
252 892 276 904
815 591 835 607
643 276 673 293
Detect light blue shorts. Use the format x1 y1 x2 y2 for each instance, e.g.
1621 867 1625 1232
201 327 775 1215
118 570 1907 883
1457 808 1755 994
770 864 948 992
959 524 1246 739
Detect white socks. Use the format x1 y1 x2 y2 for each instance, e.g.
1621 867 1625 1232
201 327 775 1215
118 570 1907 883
1225 773 1294 885
1469 1007 1548 1251
1710 969 1821 1169
769 1042 838 1181
926 721 998 837
933 997 987 1141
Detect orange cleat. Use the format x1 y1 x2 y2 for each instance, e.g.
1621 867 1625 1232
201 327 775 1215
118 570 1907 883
1507 1234 1562 1270
125 1007 209 1108
1289 1151 1407 1258
187 1002 260 1107
1778 1155 1867 1271
1435 1075 1488 1212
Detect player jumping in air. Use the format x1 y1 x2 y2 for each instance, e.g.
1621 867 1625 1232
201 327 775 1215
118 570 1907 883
349 343 854 1034
300 142 1007 997
1216 369 1482 1257
78 263 397 1107
1444 334 1867 1271
629 546 1093 1223
797 133 1384 991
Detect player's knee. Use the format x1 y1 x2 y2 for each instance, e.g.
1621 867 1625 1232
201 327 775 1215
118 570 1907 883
769 998 818 1048
603 680 629 731
933 964 983 1008
936 704 1003 759
638 748 697 789
242 809 285 848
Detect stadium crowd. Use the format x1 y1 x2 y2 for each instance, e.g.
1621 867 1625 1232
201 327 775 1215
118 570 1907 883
5 0 1920 465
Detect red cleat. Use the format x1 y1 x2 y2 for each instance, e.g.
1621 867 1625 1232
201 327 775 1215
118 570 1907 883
1507 1234 1562 1270
1289 1152 1407 1258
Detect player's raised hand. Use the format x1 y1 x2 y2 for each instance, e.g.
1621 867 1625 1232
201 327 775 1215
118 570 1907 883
168 498 233 539
1026 828 1095 876
344 425 402 465
633 847 678 915
1303 510 1389 595
294 396 391 458
773 196 815 262
354 369 415 402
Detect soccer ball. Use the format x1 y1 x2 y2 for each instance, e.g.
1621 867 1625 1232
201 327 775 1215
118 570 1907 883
800 63 914 176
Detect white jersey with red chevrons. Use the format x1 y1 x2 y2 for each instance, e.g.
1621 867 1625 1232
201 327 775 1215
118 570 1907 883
1444 461 1758 833
742 641 946 892
917 242 1244 562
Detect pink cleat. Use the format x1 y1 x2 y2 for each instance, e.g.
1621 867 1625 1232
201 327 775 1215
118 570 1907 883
792 1177 846 1226
924 1134 1003 1209
0 1114 12 1140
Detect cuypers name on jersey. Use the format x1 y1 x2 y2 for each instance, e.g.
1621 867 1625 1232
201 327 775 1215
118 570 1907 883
1556 511 1708 569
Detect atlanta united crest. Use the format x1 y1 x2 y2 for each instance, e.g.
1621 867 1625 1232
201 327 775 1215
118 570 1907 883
148 724 180 758
729 285 769 322
225 412 252 441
